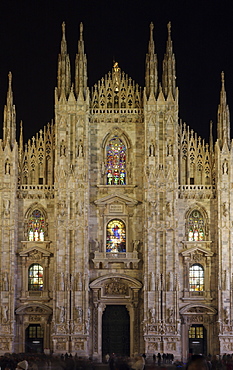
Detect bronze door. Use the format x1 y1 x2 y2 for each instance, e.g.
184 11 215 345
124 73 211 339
25 324 44 353
102 305 130 357
188 324 207 355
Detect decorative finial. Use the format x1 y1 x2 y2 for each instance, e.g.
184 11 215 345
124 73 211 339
62 21 65 35
80 22 83 39
167 21 171 36
8 71 12 84
150 22 154 39
221 71 225 85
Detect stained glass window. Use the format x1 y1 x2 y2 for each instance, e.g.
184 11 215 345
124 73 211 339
28 264 43 291
189 264 204 291
188 210 205 241
106 219 126 253
28 210 45 241
106 136 126 185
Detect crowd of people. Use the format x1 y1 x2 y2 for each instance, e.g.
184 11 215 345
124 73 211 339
1 352 233 370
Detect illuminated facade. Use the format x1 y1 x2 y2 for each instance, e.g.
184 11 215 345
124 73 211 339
0 21 232 359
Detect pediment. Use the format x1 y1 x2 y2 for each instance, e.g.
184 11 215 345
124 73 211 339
15 303 53 315
90 274 142 290
94 193 138 207
19 246 52 258
180 304 217 315
180 246 214 258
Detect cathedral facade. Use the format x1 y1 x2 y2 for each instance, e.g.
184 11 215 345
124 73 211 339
0 21 232 360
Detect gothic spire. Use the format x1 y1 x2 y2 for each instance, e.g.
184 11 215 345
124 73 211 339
162 22 176 99
145 22 158 99
57 22 71 99
217 71 230 148
75 22 87 99
3 72 16 148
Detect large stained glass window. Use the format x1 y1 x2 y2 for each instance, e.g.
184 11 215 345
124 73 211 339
106 219 126 253
188 210 205 241
28 264 43 291
106 136 126 185
189 264 204 291
28 210 45 241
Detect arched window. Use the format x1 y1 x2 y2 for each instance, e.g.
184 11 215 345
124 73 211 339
106 136 126 185
28 210 45 241
28 264 43 291
189 264 204 291
188 210 205 241
106 219 126 253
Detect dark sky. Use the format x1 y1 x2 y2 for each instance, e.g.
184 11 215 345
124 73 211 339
0 0 232 143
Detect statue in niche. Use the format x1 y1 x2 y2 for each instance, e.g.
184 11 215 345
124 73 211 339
58 200 66 217
149 143 155 157
2 272 9 291
167 141 173 156
76 272 83 290
75 307 83 323
168 307 174 323
2 305 8 323
149 308 156 323
76 200 83 216
133 240 140 252
94 239 100 251
223 160 228 175
60 140 66 157
59 306 65 323
5 160 10 174
78 142 83 157
3 200 10 216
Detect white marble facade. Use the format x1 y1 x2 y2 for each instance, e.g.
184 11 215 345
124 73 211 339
0 22 232 360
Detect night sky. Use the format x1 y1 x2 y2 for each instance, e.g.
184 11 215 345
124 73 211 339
0 0 232 143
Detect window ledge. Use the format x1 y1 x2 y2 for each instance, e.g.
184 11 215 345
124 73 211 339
96 185 137 188
20 290 51 302
92 251 140 269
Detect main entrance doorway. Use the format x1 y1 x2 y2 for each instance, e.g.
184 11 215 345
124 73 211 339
188 324 207 356
25 324 44 353
102 305 130 357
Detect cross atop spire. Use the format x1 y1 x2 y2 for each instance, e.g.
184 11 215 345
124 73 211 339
145 22 158 98
57 21 71 99
217 71 230 148
75 22 87 99
162 21 176 99
3 72 16 148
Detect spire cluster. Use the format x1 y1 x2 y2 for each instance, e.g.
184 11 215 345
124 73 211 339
56 21 87 100
145 21 176 100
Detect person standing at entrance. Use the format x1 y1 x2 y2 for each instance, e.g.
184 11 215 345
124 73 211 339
16 361 28 370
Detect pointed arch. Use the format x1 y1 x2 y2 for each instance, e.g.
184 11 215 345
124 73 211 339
102 127 132 186
185 205 209 241
25 203 47 242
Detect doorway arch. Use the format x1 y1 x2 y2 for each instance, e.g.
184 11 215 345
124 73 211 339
90 274 142 361
102 305 130 357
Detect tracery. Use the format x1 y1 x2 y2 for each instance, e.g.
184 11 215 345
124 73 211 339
106 136 126 185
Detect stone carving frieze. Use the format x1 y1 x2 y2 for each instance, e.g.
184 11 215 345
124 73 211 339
0 339 10 351
28 249 43 260
104 280 128 295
